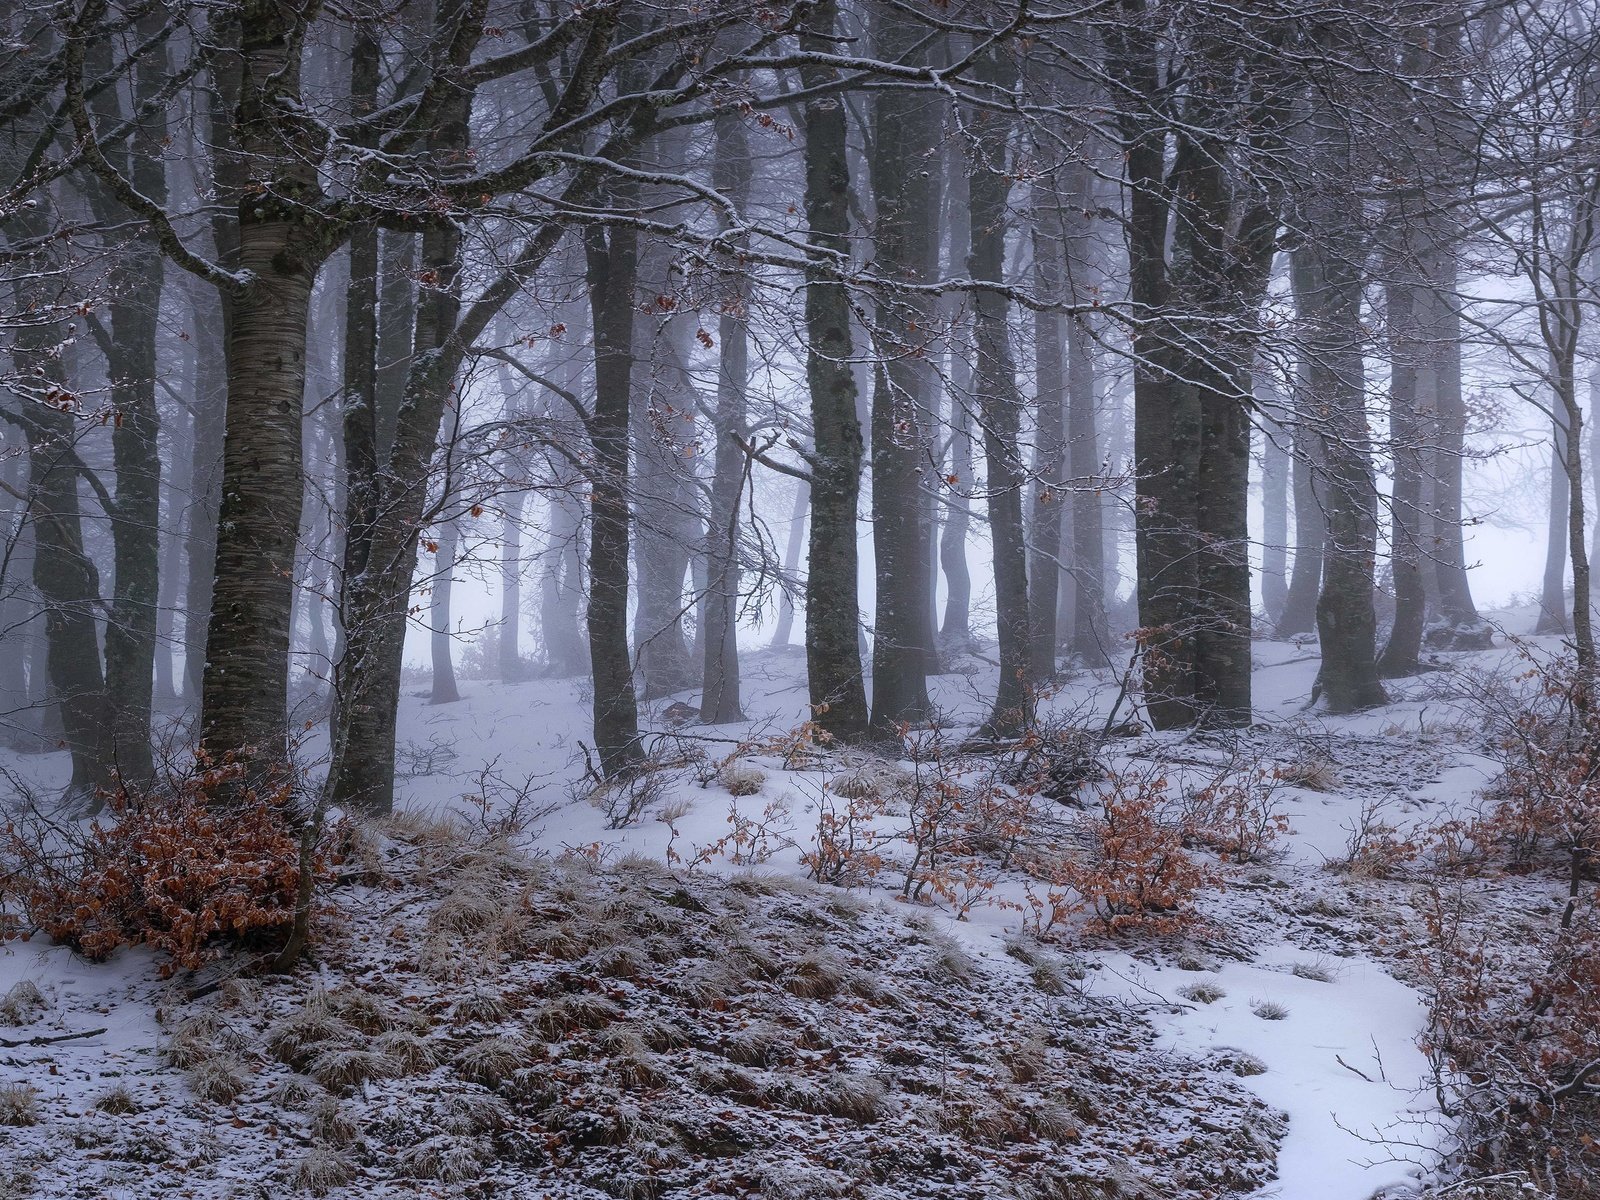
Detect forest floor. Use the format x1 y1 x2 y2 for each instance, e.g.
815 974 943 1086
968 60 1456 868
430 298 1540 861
0 611 1571 1200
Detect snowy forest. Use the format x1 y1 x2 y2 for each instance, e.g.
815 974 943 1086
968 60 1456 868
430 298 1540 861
7 0 1600 1196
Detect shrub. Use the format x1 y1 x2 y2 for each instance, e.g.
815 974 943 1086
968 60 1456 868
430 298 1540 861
1186 768 1291 864
801 779 891 888
670 796 796 870
1055 769 1218 933
1472 653 1600 872
1419 883 1600 1194
1 757 331 973
898 726 1003 914
1329 797 1418 878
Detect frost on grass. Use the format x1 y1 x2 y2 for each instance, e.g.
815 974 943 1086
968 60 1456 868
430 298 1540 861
293 1145 355 1195
1179 979 1227 1004
5 825 1285 1199
717 762 767 796
0 1083 38 1127
1251 998 1291 1021
0 980 46 1025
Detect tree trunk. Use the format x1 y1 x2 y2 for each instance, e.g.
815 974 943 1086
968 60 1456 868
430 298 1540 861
868 18 942 727
91 22 166 785
0 452 38 748
771 478 808 649
1026 193 1068 683
1294 223 1387 712
1589 369 1600 582
798 0 870 741
1192 352 1255 725
967 49 1032 738
1261 414 1290 623
632 320 700 701
8 211 111 799
327 8 483 812
1067 307 1107 663
1109 11 1201 729
585 218 645 773
701 107 752 723
182 278 227 702
1559 359 1595 675
541 483 588 675
938 143 975 651
1538 420 1571 634
155 361 191 706
1278 396 1325 636
199 3 327 770
500 488 527 682
26 421 111 801
1378 266 1428 677
429 515 461 704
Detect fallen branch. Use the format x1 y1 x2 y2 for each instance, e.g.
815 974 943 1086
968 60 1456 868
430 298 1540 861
0 1026 107 1048
1336 1053 1374 1082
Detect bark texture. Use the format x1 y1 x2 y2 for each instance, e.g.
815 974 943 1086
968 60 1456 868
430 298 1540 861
798 0 870 741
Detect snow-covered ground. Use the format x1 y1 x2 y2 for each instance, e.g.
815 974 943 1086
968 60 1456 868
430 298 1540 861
0 614 1562 1198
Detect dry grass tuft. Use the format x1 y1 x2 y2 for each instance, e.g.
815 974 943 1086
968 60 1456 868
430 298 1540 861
309 1046 394 1094
429 879 507 938
187 1056 249 1104
1212 1047 1267 1076
543 1092 647 1147
791 1072 885 1123
783 950 845 1000
453 1034 528 1088
718 763 767 796
721 1021 789 1068
1178 979 1227 1004
292 1145 355 1195
440 1093 513 1135
92 1084 139 1115
272 1074 324 1111
218 977 261 1012
398 1133 490 1183
667 964 736 1009
1004 1033 1050 1084
613 1047 668 1090
758 1163 853 1200
0 1084 38 1127
324 986 408 1035
532 993 622 1039
310 1098 358 1146
521 920 590 960
631 1017 689 1052
1277 759 1339 792
937 1092 1025 1144
374 1029 439 1074
267 1005 360 1072
1251 999 1290 1021
1028 1099 1083 1142
0 981 46 1026
450 985 509 1025
1031 957 1074 996
595 943 649 980
929 937 977 984
830 761 909 801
